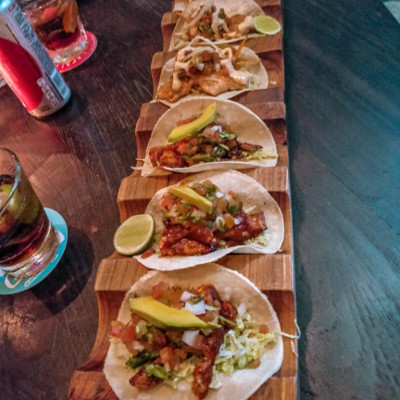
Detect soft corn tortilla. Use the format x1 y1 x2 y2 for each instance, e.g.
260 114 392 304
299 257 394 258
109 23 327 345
156 45 268 107
135 169 284 271
142 97 277 176
104 263 283 400
170 0 265 50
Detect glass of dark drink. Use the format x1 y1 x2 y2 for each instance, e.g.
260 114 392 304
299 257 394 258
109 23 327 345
23 0 89 64
0 148 58 278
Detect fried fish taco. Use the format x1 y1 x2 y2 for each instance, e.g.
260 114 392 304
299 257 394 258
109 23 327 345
136 169 284 270
156 37 268 106
104 263 283 400
171 0 277 50
142 97 278 176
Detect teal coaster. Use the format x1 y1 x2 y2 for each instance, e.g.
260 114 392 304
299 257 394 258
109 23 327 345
0 208 68 295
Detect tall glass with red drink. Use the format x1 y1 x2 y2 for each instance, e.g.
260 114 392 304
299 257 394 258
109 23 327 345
23 0 88 63
0 148 58 277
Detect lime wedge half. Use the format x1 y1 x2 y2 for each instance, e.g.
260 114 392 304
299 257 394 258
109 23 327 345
253 15 281 35
113 214 155 256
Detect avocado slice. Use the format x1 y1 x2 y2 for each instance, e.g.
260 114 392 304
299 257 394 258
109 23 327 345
129 297 221 330
167 102 217 143
168 186 213 214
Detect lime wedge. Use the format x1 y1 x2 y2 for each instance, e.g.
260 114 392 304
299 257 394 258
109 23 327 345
253 15 281 35
113 214 155 256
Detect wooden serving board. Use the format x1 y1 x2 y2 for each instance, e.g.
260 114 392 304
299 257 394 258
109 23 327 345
68 1 297 399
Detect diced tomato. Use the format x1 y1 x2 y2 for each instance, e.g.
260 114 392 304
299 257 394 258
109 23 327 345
131 313 144 324
223 214 235 229
228 191 237 198
259 323 269 334
193 334 205 350
149 327 168 350
220 65 230 77
166 287 184 308
176 140 189 155
166 330 183 343
110 320 125 337
119 325 136 344
160 346 189 371
141 248 156 259
202 50 213 62
174 348 187 360
160 193 176 210
152 282 169 300
180 345 203 355
160 346 173 365
201 13 212 24
198 310 218 322
192 183 207 196
215 197 227 213
247 358 261 369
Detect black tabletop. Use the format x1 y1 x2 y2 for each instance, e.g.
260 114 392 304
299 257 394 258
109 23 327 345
0 0 399 399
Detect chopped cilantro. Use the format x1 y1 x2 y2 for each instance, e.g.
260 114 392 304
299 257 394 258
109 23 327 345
125 351 159 369
205 185 217 201
220 130 237 140
218 315 236 327
199 23 214 34
145 364 170 380
189 295 205 304
218 8 226 19
226 202 237 215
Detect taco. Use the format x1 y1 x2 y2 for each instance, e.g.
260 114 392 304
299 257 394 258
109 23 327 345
103 263 283 400
136 169 284 271
170 0 267 50
156 37 268 106
142 97 278 176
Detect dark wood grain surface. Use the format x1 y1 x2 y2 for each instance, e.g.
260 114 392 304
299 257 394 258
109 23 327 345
0 0 399 399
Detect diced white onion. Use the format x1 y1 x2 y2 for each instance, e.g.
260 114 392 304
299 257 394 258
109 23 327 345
132 341 145 351
237 302 247 316
182 330 200 346
187 0 213 27
215 216 225 232
196 62 205 71
234 218 240 225
137 320 146 330
180 290 195 302
215 191 224 198
211 125 222 132
191 208 207 218
184 299 206 315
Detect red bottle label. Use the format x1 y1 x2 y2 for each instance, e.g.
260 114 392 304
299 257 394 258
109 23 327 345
0 37 43 111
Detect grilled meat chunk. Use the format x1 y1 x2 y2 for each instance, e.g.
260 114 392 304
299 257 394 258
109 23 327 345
193 328 225 399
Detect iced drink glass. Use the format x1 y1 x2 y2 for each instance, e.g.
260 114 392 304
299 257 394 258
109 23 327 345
0 148 58 277
23 0 88 63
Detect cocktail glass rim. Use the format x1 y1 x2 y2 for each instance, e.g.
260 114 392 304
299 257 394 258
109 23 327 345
24 0 72 13
0 148 21 213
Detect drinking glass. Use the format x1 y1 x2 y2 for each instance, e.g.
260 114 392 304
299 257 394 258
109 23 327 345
0 148 58 278
23 0 89 64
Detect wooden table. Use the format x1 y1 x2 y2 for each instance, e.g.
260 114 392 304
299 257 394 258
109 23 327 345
0 0 399 399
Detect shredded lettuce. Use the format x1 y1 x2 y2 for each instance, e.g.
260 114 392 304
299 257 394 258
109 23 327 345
246 231 270 247
164 356 201 389
243 150 278 161
213 313 276 377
